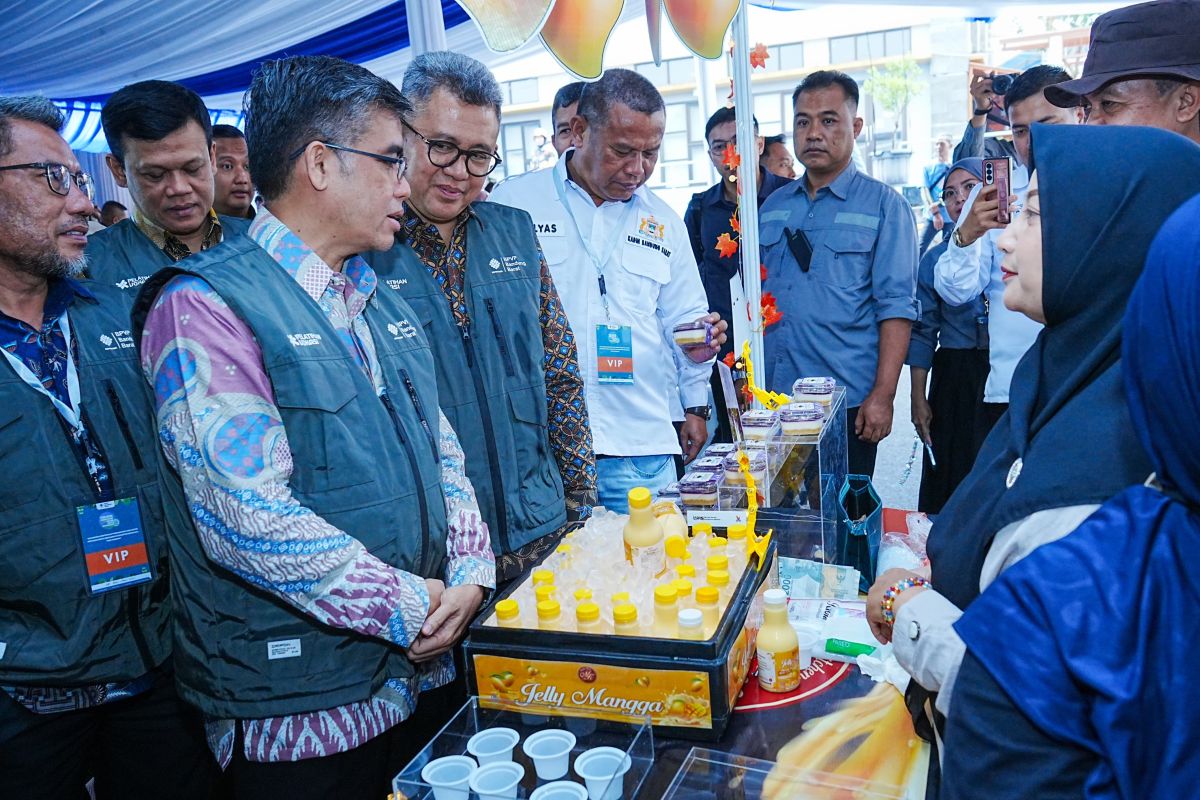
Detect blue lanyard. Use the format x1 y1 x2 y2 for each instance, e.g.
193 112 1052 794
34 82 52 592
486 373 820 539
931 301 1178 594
553 168 637 321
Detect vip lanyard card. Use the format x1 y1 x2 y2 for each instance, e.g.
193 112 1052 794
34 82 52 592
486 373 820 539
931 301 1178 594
595 323 634 384
76 497 153 594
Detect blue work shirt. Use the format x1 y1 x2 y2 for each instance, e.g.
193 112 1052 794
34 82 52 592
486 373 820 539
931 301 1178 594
684 167 790 356
906 240 988 369
760 161 918 407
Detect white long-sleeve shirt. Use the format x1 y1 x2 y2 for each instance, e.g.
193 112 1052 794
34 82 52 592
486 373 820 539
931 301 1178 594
892 503 1099 717
489 156 712 457
934 166 1041 403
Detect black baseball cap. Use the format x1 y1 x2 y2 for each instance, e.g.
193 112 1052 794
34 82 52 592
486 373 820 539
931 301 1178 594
1045 0 1200 108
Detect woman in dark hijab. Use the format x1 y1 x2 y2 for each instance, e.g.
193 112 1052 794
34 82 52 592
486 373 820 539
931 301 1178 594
944 190 1200 800
864 124 1200 770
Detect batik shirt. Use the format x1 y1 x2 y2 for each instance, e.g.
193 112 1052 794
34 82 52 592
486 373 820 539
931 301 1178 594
133 208 223 262
140 210 495 766
0 278 155 713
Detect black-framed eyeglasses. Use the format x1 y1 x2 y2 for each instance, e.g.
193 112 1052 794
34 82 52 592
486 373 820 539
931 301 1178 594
708 138 737 156
402 119 502 178
0 162 94 200
287 141 407 182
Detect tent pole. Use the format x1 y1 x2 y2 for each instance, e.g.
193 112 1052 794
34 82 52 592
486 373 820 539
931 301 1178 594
406 0 448 55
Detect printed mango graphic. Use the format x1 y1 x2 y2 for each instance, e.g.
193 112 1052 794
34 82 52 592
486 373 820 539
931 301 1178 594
541 0 623 78
457 0 554 52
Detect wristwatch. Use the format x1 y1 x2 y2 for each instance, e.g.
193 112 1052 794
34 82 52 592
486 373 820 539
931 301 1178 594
973 107 990 116
952 227 969 248
684 406 712 420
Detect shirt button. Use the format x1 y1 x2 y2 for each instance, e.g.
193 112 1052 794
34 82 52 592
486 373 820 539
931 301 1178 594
808 213 814 219
1005 458 1023 488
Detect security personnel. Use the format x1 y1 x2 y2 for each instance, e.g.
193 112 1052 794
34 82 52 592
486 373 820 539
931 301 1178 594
368 52 596 579
86 80 249 294
0 97 212 799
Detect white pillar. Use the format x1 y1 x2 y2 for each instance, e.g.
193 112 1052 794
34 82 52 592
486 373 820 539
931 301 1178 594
406 0 448 55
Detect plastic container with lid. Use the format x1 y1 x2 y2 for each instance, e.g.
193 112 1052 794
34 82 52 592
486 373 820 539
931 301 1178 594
780 401 825 436
678 607 705 641
575 601 606 634
687 455 727 474
537 599 564 631
679 471 722 508
792 376 835 406
609 590 630 607
723 450 769 486
613 603 640 636
656 481 681 503
623 487 666 577
672 320 713 348
757 589 801 692
651 584 679 638
695 586 721 637
702 442 737 459
495 598 522 629
740 409 782 441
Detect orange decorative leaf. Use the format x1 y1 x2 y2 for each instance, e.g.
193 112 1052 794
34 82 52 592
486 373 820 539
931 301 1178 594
762 292 783 328
729 213 741 235
721 145 741 172
715 232 739 258
760 263 767 281
750 42 770 69
722 351 738 368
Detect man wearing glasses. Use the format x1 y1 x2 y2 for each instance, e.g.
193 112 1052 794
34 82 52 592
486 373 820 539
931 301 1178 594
132 56 494 797
86 81 250 295
367 52 596 584
0 96 215 798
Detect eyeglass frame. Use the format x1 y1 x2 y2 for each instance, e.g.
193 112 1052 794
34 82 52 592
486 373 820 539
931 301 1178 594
941 180 981 204
287 141 407 182
401 119 502 178
0 161 94 201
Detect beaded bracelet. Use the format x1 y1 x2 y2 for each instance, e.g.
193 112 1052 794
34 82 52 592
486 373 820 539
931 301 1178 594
881 577 932 625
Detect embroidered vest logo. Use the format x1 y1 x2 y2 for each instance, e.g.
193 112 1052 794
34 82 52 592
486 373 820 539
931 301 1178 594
115 276 149 290
386 278 408 290
99 330 136 351
502 255 526 273
287 333 323 347
488 258 504 274
386 320 418 340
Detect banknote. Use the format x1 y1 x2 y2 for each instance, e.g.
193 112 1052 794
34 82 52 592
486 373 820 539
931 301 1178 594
778 557 861 600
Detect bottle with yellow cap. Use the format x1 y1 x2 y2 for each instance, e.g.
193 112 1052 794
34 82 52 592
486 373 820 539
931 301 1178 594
534 584 557 605
672 578 694 609
532 569 555 586
676 563 697 582
613 603 640 636
495 598 523 629
651 584 679 638
756 589 800 692
707 569 731 604
664 534 689 569
726 523 749 576
573 587 593 604
708 536 728 553
623 487 666 577
653 501 689 540
575 601 606 634
678 608 705 641
537 599 564 631
706 553 729 575
691 521 713 540
610 590 630 607
695 586 721 637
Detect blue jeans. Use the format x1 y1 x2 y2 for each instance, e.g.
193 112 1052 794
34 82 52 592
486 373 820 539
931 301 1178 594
596 455 677 513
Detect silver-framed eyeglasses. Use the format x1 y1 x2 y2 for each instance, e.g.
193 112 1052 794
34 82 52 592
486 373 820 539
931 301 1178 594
287 141 407 181
402 119 502 178
0 162 94 200
941 180 981 204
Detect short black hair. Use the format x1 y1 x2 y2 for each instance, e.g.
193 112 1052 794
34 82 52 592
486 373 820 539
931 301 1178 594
577 68 664 128
101 200 126 213
764 133 786 149
552 81 585 119
1005 65 1072 110
102 80 212 163
211 124 245 141
792 70 860 110
704 106 759 142
0 96 64 159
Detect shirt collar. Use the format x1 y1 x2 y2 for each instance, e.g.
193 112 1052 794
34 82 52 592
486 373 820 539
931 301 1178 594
558 149 641 207
402 205 475 248
797 160 857 201
132 207 222 260
247 208 377 306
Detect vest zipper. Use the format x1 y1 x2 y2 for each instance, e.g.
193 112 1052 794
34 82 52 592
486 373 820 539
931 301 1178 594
399 369 439 464
380 391 430 574
103 379 144 470
459 327 511 553
484 298 516 378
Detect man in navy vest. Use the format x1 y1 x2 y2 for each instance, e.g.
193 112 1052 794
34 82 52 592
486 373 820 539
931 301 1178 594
85 81 250 295
0 96 214 799
367 52 596 581
133 57 495 798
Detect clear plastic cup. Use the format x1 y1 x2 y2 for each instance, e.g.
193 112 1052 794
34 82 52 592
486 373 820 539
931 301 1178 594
573 746 632 800
530 781 589 800
468 761 524 800
796 627 821 670
466 727 520 765
420 754 477 800
522 728 577 780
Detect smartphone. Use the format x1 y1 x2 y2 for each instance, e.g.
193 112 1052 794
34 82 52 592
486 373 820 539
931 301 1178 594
983 157 1012 224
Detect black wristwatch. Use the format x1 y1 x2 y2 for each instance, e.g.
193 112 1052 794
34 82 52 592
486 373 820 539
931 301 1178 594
973 107 990 116
685 406 712 420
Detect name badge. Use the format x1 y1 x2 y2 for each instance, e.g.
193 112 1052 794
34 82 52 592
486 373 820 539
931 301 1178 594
76 497 153 595
596 324 634 384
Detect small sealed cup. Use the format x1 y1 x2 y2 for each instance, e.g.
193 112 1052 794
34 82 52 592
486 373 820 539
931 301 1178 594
522 728 577 780
420 754 477 800
466 727 520 765
672 321 712 348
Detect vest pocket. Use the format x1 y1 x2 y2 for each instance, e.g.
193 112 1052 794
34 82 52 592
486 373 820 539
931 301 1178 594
0 510 76 591
0 408 49 512
506 387 562 525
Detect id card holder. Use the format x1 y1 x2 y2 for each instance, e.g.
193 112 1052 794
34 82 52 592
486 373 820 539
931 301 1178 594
596 323 634 384
76 497 153 595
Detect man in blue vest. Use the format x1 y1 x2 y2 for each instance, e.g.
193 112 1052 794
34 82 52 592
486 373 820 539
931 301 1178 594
367 52 596 581
86 80 250 295
0 96 214 799
133 57 496 797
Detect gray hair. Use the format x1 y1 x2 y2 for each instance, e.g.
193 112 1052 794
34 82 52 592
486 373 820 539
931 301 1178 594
0 96 65 159
576 69 665 128
244 56 412 202
402 51 503 118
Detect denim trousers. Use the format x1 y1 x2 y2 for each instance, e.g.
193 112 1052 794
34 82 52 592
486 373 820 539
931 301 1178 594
596 454 677 513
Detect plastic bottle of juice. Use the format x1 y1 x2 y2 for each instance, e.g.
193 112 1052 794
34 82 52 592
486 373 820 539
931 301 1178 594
576 601 605 634
676 563 697 581
537 599 564 631
707 570 731 604
610 590 630 607
613 603 640 636
651 585 679 638
695 587 721 637
573 588 593 604
495 599 522 629
691 521 713 540
726 523 749 575
672 578 694 609
532 569 555 586
534 584 557 605
706 553 729 575
708 536 728 556
624 487 666 577
664 535 689 569
678 608 705 641
757 589 800 693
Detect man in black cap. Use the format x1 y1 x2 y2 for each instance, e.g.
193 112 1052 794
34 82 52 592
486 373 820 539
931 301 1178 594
1045 0 1200 144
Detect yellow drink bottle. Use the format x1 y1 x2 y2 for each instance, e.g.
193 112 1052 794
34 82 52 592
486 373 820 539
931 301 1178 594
537 599 564 631
623 487 666 577
495 599 522 629
695 586 720 637
706 569 731 604
756 589 800 693
672 578 694 609
678 608 705 640
576 601 605 634
691 521 713 540
651 585 679 638
613 603 640 636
